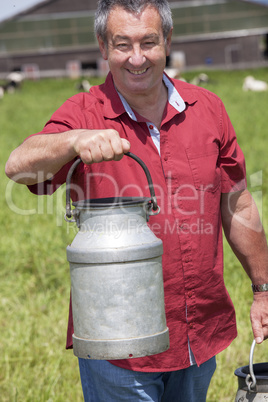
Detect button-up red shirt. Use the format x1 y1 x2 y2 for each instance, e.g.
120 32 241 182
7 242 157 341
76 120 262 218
28 72 246 371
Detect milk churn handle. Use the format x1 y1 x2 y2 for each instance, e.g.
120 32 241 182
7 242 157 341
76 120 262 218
65 158 82 219
65 152 159 219
246 339 257 392
125 152 158 212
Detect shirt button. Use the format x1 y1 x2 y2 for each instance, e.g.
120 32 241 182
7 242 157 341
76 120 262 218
149 124 154 130
189 323 195 329
188 291 193 298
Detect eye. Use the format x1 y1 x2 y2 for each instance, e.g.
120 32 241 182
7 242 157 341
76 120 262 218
117 43 129 50
143 41 156 48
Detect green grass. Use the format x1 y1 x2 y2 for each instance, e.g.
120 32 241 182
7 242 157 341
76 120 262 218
1 69 268 401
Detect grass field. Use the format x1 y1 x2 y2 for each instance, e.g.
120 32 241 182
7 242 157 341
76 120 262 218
1 68 268 401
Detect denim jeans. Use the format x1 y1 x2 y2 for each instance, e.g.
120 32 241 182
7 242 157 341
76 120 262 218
78 356 216 402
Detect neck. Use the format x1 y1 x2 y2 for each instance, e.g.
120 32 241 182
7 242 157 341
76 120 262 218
119 81 168 128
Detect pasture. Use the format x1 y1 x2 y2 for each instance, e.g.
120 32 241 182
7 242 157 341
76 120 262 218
1 68 268 401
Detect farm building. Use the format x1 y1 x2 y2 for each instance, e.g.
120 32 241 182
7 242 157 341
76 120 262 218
0 0 268 77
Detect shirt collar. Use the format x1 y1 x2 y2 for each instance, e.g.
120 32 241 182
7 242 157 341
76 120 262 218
97 72 190 120
117 91 137 121
116 74 186 122
163 74 186 113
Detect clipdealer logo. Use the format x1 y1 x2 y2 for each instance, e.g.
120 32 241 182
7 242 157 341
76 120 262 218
5 170 265 233
77 216 214 239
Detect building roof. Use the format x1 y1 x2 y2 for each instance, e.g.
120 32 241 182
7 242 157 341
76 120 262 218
243 0 268 6
0 0 267 57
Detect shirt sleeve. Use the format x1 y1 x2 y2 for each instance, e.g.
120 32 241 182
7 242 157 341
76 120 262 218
219 101 247 193
27 95 88 196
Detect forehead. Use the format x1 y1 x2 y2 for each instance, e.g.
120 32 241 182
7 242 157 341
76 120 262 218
106 5 163 38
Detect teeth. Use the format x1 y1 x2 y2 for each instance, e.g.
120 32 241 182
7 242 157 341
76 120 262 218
129 69 147 75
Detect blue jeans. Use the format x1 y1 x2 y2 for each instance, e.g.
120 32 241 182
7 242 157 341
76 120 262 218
78 357 216 402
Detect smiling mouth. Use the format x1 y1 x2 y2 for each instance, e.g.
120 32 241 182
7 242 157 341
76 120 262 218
128 68 148 75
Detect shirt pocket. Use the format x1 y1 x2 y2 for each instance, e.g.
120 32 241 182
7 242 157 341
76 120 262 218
185 142 220 193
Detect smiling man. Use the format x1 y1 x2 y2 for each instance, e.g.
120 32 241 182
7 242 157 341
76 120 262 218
97 4 171 130
5 1 268 401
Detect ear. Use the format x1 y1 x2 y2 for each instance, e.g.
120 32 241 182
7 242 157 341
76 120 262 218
165 28 173 57
97 36 108 60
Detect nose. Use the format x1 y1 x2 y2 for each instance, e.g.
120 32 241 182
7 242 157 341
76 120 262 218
128 44 146 67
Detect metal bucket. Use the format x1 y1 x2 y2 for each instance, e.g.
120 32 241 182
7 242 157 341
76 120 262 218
235 340 268 401
65 152 169 360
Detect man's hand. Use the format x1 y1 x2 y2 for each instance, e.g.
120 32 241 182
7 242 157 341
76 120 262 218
72 129 131 164
250 292 268 343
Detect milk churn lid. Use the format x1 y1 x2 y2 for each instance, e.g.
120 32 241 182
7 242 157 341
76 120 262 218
234 340 268 393
235 363 268 380
72 196 151 209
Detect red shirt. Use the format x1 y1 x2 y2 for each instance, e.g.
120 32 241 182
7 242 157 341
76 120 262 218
28 72 246 372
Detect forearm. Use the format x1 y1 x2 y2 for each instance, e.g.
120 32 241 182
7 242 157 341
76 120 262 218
221 190 268 284
227 225 268 284
5 131 77 185
5 128 131 186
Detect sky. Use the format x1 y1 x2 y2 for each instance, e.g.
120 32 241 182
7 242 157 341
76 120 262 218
1 0 268 22
0 0 43 22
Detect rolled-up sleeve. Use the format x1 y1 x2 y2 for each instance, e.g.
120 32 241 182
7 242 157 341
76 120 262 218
219 102 247 193
26 95 89 196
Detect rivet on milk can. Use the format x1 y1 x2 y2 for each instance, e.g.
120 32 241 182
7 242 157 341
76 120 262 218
234 339 268 401
64 152 170 360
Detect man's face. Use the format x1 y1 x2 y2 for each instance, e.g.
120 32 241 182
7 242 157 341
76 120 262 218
98 5 172 99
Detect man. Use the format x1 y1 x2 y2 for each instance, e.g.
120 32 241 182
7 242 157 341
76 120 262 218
5 0 268 401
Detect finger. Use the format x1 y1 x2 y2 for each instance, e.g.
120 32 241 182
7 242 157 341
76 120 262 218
100 137 131 162
109 135 130 161
80 149 93 164
252 324 264 344
81 144 103 164
121 138 131 153
250 308 264 344
91 145 106 163
98 141 114 161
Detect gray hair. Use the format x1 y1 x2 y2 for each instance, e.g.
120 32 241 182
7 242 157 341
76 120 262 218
94 0 173 42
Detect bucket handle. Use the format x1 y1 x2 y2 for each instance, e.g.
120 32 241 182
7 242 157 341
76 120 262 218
246 340 257 392
65 152 159 220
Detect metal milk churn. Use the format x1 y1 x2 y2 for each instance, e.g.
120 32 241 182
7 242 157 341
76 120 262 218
65 152 169 360
234 340 268 401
